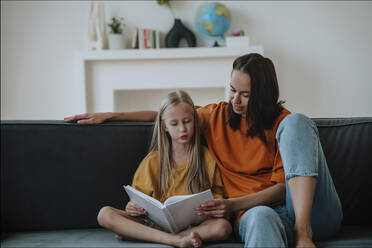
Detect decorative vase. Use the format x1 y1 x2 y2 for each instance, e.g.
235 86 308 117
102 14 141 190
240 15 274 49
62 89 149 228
108 34 126 49
165 19 196 48
88 2 108 50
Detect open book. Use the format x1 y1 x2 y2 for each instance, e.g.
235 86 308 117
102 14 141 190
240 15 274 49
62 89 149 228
123 185 214 233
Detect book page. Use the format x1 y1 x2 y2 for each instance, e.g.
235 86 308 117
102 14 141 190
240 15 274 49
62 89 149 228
165 189 214 233
163 194 194 206
123 185 172 232
124 186 163 208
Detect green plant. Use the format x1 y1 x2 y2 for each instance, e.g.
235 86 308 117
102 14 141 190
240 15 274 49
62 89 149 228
107 17 125 34
157 0 175 18
157 0 170 6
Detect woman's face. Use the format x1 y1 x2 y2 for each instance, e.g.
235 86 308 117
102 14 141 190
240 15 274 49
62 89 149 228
229 70 251 117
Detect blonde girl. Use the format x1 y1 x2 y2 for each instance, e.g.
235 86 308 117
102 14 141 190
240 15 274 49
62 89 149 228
97 90 231 248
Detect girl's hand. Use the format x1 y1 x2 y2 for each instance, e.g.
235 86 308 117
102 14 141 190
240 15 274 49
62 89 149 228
196 199 232 218
125 202 147 216
64 112 112 124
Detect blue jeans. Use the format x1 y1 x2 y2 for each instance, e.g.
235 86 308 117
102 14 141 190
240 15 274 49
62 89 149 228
238 113 343 247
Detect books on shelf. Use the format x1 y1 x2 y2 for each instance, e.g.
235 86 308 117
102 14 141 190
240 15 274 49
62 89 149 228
123 185 214 233
132 27 160 49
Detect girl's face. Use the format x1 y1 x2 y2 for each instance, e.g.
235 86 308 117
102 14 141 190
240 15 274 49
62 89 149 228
163 103 194 146
229 70 251 117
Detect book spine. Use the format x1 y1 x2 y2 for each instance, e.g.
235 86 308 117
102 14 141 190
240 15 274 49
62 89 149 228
139 29 144 49
144 29 148 49
156 30 160 49
163 208 177 233
148 29 152 49
152 30 156 49
131 27 138 49
145 29 151 49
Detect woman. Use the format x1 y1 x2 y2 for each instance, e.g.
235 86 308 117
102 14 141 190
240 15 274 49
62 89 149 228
65 53 343 247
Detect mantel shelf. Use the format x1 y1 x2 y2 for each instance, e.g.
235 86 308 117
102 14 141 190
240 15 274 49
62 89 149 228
78 46 264 61
78 45 264 113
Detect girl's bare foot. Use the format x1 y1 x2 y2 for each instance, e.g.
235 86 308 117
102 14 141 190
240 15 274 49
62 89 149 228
178 232 202 247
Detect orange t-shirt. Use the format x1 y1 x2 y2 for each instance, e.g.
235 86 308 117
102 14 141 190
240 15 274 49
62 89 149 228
197 101 291 221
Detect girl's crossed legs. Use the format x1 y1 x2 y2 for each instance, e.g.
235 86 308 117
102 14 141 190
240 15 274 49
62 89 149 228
97 206 231 247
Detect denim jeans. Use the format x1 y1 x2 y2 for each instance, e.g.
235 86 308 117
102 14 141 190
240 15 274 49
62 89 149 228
238 113 343 247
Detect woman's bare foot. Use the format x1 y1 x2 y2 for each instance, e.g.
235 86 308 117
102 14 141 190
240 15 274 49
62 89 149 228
295 225 316 248
178 232 202 247
115 234 124 241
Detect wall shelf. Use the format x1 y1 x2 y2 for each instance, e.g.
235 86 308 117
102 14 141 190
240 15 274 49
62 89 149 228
78 46 264 61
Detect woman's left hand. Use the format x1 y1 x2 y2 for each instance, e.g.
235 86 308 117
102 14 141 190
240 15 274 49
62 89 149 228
196 199 232 218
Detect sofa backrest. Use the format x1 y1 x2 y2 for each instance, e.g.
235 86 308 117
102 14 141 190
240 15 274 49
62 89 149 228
1 118 372 232
312 118 372 225
1 121 153 232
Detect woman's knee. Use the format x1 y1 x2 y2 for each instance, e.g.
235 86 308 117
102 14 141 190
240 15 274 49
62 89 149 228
97 206 116 228
276 113 317 140
242 206 280 227
285 113 312 125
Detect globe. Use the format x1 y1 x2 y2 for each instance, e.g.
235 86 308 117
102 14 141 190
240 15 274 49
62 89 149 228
195 2 231 43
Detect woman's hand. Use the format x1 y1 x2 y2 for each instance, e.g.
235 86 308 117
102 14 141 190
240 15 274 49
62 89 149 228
125 202 147 217
64 112 112 124
196 199 232 218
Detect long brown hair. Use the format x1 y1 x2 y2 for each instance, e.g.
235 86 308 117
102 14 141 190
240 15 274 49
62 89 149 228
228 53 284 146
148 90 210 200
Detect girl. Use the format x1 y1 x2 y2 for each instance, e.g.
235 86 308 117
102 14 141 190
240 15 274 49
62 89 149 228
67 54 343 247
96 90 231 248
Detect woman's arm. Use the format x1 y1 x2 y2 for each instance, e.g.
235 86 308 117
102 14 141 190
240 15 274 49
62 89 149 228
197 183 285 217
230 182 286 212
64 111 158 124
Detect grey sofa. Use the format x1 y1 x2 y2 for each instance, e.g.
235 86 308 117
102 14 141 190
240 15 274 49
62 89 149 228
1 118 372 248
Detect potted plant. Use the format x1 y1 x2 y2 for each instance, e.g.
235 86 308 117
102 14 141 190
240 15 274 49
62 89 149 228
107 17 126 49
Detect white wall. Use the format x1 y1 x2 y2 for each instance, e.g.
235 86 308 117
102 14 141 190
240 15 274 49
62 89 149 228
1 1 371 119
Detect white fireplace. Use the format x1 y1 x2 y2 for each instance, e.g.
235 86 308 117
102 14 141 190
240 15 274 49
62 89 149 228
77 46 263 112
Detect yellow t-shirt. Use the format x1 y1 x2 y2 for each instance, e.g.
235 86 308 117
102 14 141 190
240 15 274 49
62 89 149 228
132 146 226 202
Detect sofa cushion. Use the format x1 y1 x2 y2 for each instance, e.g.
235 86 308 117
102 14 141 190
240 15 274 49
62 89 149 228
1 228 173 248
2 226 372 248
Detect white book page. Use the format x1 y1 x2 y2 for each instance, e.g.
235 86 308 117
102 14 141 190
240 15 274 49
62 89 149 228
163 194 193 206
124 185 162 208
123 186 172 232
166 189 214 233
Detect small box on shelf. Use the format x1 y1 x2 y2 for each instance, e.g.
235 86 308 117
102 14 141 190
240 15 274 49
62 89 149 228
225 36 250 48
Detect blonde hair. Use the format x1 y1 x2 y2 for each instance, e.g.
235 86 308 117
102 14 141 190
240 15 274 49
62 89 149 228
148 90 210 200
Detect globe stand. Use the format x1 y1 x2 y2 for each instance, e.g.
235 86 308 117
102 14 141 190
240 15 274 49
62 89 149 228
211 36 225 47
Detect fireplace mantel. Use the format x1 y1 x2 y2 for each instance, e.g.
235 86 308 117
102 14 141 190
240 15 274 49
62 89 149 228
77 46 264 112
